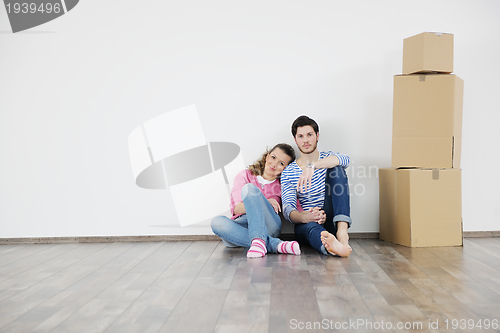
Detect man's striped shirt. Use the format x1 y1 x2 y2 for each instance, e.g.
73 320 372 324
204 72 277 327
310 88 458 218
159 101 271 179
280 151 350 222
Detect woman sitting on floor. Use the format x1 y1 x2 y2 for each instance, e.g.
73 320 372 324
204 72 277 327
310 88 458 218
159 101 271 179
211 143 300 258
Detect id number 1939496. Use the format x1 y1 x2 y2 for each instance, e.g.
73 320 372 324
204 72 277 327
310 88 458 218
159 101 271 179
445 319 498 330
6 2 61 14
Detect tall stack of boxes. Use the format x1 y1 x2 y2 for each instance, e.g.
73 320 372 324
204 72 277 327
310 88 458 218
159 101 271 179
379 32 463 247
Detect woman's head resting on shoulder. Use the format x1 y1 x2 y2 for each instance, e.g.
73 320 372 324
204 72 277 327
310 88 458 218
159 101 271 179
248 143 296 181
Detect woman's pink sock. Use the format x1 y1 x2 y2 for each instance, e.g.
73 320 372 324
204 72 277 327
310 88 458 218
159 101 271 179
278 241 301 255
247 238 267 258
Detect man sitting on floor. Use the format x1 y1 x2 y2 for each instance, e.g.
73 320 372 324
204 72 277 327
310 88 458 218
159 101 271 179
280 115 351 257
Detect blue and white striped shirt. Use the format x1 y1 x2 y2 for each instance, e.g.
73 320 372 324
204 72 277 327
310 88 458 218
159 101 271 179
280 151 350 222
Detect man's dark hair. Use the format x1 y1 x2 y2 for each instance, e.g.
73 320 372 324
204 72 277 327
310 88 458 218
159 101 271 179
291 115 319 137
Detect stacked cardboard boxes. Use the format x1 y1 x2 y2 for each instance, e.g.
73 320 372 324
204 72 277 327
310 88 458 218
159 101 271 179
379 32 463 247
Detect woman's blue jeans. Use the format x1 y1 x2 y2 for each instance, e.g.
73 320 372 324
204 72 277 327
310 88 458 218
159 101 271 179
211 183 283 253
294 166 352 255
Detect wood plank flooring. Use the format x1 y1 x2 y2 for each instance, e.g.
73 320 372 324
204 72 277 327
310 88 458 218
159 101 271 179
1 238 500 333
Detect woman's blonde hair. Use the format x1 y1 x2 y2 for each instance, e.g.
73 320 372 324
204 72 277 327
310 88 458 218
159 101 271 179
248 143 296 176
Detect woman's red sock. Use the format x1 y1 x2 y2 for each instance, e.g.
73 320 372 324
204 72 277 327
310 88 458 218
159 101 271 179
278 241 301 255
247 238 267 258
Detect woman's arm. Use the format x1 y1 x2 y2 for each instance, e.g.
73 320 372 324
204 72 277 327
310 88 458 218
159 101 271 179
229 170 250 216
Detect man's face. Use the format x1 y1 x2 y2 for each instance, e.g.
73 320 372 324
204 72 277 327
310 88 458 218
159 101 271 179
294 125 319 154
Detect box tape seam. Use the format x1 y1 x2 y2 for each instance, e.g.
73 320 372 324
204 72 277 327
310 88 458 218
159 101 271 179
452 136 455 168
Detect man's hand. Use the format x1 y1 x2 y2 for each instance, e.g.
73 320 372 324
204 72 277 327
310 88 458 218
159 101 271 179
297 167 314 193
290 207 325 224
309 207 326 224
268 198 281 214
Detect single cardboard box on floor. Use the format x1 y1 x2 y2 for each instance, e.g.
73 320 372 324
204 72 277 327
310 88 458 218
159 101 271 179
403 32 453 74
392 73 464 169
379 167 462 247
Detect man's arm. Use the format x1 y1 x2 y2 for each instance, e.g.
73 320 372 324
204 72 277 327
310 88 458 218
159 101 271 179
311 153 349 169
281 169 298 222
310 155 338 169
297 153 350 193
282 163 329 224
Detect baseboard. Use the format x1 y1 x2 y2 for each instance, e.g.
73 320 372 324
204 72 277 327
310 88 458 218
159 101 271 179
349 232 380 239
1 231 498 245
0 235 220 245
463 231 500 238
0 232 380 245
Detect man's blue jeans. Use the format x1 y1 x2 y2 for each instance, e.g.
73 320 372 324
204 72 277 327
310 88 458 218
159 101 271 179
294 166 352 255
211 183 283 253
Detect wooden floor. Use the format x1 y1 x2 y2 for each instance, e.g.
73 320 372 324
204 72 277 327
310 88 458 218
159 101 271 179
1 238 500 333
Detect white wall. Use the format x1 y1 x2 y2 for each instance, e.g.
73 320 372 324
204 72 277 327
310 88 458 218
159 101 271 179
1 0 499 238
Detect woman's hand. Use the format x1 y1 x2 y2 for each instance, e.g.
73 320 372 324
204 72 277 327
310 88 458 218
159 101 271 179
233 202 246 215
268 198 281 214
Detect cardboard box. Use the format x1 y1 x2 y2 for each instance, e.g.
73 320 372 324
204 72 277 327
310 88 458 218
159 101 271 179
392 74 463 168
379 167 462 247
403 32 453 74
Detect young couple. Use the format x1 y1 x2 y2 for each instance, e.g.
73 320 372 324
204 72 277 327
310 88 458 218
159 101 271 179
211 115 352 258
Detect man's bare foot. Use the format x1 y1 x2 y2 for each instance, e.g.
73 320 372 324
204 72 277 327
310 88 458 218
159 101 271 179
336 222 352 253
321 231 349 257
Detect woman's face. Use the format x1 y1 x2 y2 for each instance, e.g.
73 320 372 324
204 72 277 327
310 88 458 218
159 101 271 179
264 147 293 180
